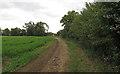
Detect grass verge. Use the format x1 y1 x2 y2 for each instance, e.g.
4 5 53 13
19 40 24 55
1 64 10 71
64 40 81 72
64 39 103 72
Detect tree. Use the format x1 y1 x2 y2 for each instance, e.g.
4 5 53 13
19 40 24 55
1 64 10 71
33 22 49 36
24 21 49 36
20 29 26 36
39 22 49 33
60 10 79 38
2 28 10 36
24 21 35 36
11 27 21 36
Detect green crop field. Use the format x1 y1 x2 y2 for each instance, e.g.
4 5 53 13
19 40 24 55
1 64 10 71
2 36 54 72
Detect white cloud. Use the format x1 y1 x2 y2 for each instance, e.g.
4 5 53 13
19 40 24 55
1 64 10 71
0 0 93 33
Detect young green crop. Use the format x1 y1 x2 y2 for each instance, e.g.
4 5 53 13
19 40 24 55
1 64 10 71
2 36 54 72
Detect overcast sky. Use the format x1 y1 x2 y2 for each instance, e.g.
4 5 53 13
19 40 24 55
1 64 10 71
0 0 94 33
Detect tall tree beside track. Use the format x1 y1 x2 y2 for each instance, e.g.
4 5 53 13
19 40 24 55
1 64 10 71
60 10 79 38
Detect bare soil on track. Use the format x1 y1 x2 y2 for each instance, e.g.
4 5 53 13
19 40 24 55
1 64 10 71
17 38 69 72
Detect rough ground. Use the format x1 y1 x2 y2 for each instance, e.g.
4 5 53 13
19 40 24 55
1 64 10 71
17 38 69 72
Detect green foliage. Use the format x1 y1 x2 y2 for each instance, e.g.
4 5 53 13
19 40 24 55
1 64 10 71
2 28 10 36
2 28 27 36
2 21 49 36
24 21 49 36
11 27 21 36
58 2 120 71
24 21 35 36
20 29 26 36
59 10 79 38
2 36 54 72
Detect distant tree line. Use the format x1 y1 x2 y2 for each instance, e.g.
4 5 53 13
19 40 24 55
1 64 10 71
0 21 53 36
58 2 120 71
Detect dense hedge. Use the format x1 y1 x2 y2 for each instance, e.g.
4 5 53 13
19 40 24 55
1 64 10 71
58 2 120 71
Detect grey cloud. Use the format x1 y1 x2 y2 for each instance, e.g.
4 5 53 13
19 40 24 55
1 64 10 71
0 2 12 9
0 4 9 9
12 2 46 11
0 14 16 21
45 12 59 18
